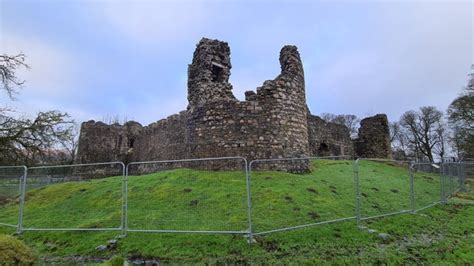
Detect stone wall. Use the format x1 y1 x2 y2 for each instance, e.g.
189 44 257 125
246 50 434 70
76 37 389 172
131 112 188 162
354 114 392 159
185 40 310 171
76 120 142 164
307 114 353 157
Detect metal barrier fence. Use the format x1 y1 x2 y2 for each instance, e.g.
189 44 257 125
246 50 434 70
0 158 471 239
441 162 462 199
248 156 354 236
124 157 251 236
354 159 412 226
441 162 474 200
410 163 442 211
0 166 27 233
21 162 125 232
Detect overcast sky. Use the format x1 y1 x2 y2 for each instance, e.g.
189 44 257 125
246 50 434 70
1 0 472 126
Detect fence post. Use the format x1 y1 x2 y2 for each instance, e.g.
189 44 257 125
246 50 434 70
246 160 254 244
353 159 361 227
121 163 128 237
458 162 465 192
16 166 27 234
440 164 447 204
450 164 455 197
409 164 415 213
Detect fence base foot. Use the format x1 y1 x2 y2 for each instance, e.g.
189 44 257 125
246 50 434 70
358 226 378 234
244 234 256 244
357 225 367 230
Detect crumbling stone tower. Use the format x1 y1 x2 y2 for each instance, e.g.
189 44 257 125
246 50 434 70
354 114 392 159
186 38 310 169
187 39 235 108
76 37 372 171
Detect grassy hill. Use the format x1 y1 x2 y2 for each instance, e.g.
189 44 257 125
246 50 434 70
0 160 473 264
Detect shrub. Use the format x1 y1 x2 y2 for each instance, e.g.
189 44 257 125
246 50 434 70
0 234 36 265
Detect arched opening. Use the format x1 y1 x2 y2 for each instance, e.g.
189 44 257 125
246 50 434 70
318 142 330 156
128 138 135 149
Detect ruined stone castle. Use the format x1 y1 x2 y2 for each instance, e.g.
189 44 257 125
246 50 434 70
76 38 391 171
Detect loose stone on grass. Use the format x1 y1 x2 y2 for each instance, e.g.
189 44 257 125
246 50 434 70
378 233 392 243
95 245 107 252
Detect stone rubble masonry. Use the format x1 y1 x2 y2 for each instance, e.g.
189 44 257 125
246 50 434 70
76 38 390 172
354 114 392 159
307 114 354 158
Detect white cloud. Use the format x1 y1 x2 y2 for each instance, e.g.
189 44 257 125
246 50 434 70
0 31 80 120
0 32 78 99
96 1 212 45
308 1 472 120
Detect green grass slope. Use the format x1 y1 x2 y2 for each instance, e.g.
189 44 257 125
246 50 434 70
0 160 473 264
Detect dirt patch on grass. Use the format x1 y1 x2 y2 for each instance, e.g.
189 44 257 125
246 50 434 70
306 188 318 194
0 196 14 206
183 188 192 193
258 239 280 252
190 200 199 206
307 211 320 220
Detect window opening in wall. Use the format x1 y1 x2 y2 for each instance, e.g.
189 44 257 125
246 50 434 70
318 143 329 153
128 138 135 148
211 62 225 82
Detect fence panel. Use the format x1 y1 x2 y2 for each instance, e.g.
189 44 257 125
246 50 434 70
125 157 249 234
410 163 442 211
441 163 463 199
355 159 411 223
450 162 474 200
249 156 354 236
22 162 125 231
0 166 26 232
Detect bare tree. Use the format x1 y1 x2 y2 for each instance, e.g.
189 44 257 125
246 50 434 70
321 113 337 122
447 65 474 159
432 121 450 162
321 113 360 138
0 53 76 165
0 110 75 165
0 53 30 99
389 121 410 160
61 124 79 164
400 106 445 162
